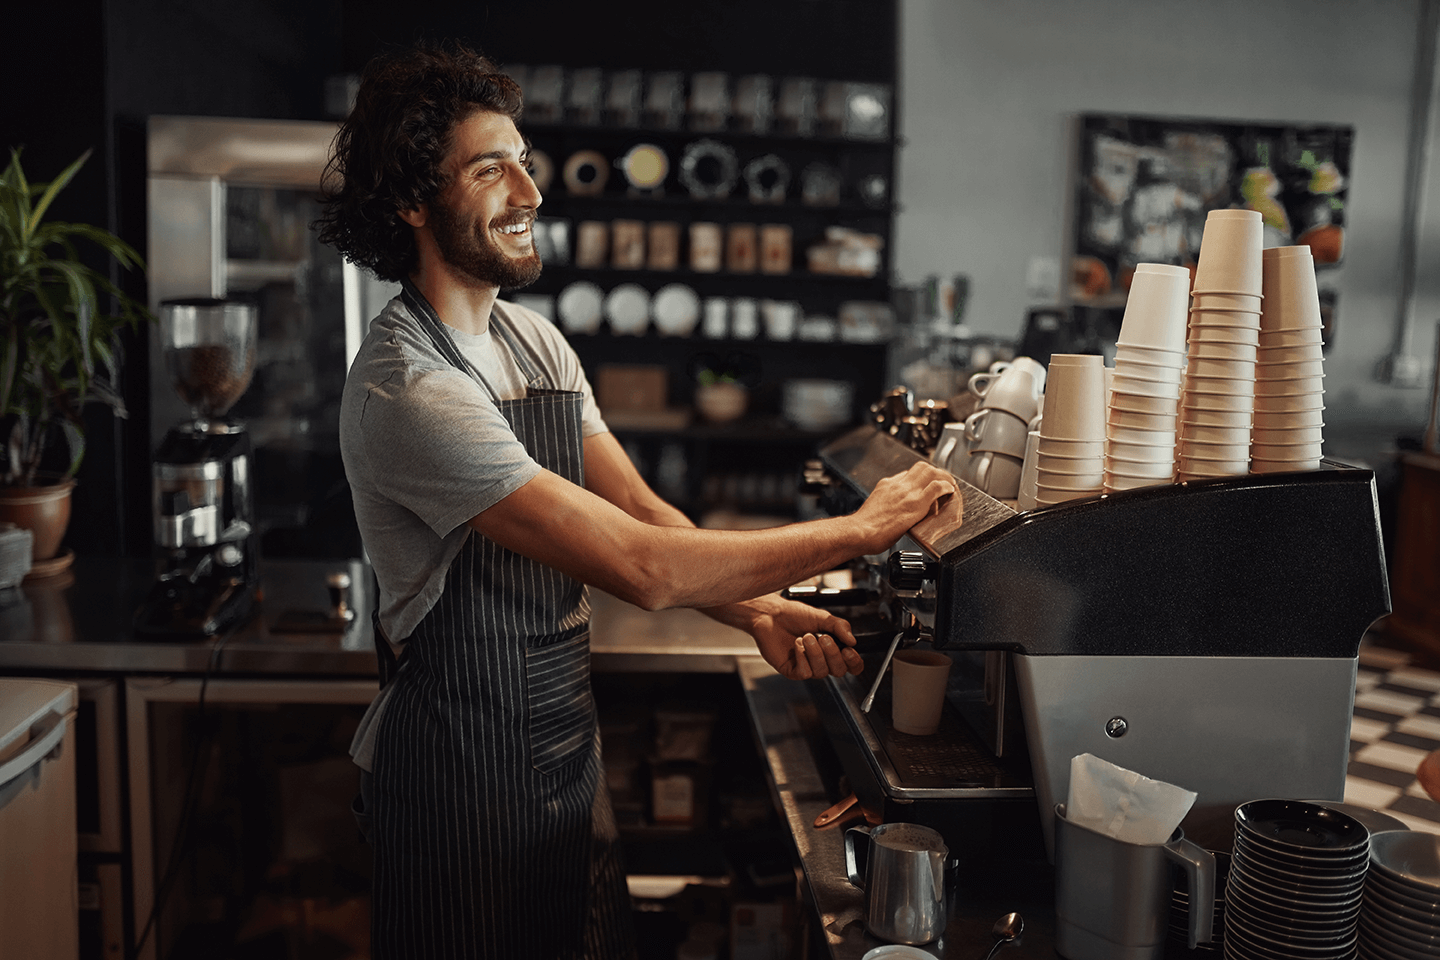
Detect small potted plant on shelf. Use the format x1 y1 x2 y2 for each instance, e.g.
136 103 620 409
0 147 152 572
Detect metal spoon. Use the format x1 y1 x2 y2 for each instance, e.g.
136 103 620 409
981 912 1023 960
859 629 905 712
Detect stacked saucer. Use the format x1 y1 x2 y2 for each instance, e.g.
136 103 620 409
1224 799 1369 960
1252 246 1326 473
1106 263 1187 492
1179 210 1263 482
1035 354 1106 506
1359 830 1440 960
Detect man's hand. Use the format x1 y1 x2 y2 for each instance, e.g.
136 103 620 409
738 595 864 680
854 461 957 556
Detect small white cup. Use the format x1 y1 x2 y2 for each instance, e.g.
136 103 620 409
1036 436 1106 459
1261 246 1323 332
1036 467 1106 490
1118 262 1191 354
1193 208 1264 296
891 650 953 735
964 407 1031 456
969 365 1040 422
1042 354 1108 442
1251 440 1324 461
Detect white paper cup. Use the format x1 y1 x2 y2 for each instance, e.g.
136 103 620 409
1189 322 1260 346
1251 457 1321 473
1108 406 1179 431
891 650 952 736
1180 421 1250 444
1193 208 1263 296
1251 441 1324 461
1105 472 1168 492
1254 407 1324 429
1018 430 1041 511
1115 343 1186 367
1036 436 1107 459
1254 377 1325 397
1252 425 1323 444
1185 356 1257 380
1107 424 1177 446
1191 291 1262 312
1042 354 1108 441
1258 328 1323 347
1257 344 1325 366
1034 483 1102 505
1255 359 1325 379
1037 451 1108 476
1118 262 1191 353
1036 467 1106 490
1113 357 1185 384
1105 454 1175 478
1260 246 1323 331
1182 407 1252 428
1111 372 1182 399
1189 340 1258 363
1108 391 1180 416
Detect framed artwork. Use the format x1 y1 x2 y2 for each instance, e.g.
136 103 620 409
1072 113 1353 304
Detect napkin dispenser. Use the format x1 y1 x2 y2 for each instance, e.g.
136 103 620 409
809 425 1391 861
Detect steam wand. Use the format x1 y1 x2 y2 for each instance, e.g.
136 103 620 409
860 617 929 713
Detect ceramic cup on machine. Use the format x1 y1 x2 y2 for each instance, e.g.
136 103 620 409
890 649 953 735
968 364 1040 423
962 450 1024 499
963 407 1030 457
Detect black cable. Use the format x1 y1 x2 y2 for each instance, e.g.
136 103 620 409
132 630 231 957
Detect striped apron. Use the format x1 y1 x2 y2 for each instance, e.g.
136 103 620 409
369 285 636 959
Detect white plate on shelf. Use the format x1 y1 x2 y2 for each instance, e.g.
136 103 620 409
556 281 604 334
605 283 651 336
651 283 700 336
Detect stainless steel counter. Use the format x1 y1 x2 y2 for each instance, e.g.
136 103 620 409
0 556 761 676
736 659 1061 959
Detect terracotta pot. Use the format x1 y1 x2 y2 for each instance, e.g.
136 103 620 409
0 479 75 561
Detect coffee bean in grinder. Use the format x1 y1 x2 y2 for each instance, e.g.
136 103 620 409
134 298 260 637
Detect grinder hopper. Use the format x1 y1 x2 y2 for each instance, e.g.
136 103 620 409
160 298 257 424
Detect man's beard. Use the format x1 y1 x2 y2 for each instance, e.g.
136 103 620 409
428 197 542 290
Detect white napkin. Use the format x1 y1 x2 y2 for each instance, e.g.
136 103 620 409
1066 753 1198 846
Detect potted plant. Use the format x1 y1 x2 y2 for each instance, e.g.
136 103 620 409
0 147 152 567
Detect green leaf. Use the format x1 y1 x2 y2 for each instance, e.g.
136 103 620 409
24 150 91 245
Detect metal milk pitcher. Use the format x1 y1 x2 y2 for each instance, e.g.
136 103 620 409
844 821 948 945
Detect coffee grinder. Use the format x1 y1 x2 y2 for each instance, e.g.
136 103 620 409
134 298 260 638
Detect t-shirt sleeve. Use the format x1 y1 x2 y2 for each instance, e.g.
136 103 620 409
356 365 542 537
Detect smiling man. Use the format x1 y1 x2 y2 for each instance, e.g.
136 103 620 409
317 40 955 960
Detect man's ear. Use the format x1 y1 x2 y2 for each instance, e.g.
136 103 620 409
397 204 427 228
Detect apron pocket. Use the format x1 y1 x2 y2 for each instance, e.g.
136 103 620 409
525 630 595 774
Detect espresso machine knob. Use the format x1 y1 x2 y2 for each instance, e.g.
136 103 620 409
798 459 833 495
888 550 936 592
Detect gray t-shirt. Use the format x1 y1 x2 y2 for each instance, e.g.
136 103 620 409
340 294 607 643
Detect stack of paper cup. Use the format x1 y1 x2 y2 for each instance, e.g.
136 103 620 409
1105 263 1188 491
1252 246 1325 472
1017 416 1042 511
1035 354 1106 506
1178 209 1263 481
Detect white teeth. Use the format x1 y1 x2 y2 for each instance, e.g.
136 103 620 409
498 222 529 235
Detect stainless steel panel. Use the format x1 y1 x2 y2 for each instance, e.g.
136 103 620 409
1014 654 1356 860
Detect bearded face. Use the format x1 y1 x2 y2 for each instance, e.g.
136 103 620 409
427 190 542 290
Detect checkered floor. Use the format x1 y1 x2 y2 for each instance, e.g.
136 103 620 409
1346 640 1440 833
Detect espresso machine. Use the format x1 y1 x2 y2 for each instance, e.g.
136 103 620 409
801 416 1391 868
134 298 260 638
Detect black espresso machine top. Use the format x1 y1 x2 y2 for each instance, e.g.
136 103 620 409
804 424 1392 862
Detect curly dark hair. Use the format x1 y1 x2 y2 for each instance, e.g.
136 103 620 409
315 40 524 282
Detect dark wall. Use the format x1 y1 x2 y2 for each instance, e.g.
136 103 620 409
7 0 894 557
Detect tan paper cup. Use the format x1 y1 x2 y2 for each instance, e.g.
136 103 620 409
1182 423 1251 445
1037 436 1106 458
1114 355 1184 381
1193 209 1264 295
891 650 952 736
1258 328 1323 347
1181 390 1254 412
1106 454 1176 478
1189 307 1261 332
1255 359 1325 379
1254 407 1324 428
1107 424 1177 446
1105 472 1168 492
1191 291 1262 312
1185 356 1256 380
1111 372 1182 399
1257 343 1324 364
1108 406 1179 431
1189 340 1258 362
1118 262 1191 353
1252 425 1324 444
1018 430 1041 511
1253 392 1324 413
1182 407 1252 428
1107 440 1175 464
1115 343 1186 367
1251 458 1321 474
1251 440 1324 460
1179 457 1250 476
1035 482 1102 504
1189 322 1260 346
1260 247 1323 331
1036 451 1106 476
1255 376 1325 397
1108 390 1179 416
1043 354 1108 441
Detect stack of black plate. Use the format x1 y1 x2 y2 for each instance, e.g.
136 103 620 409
1360 830 1440 960
1224 799 1369 960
